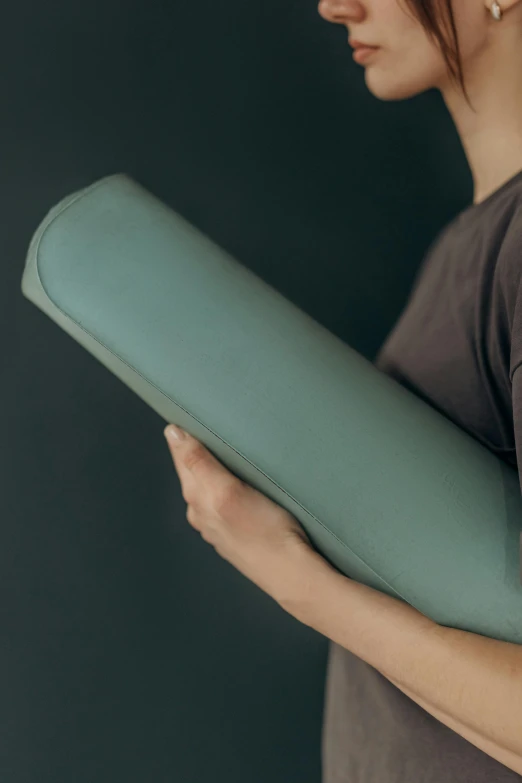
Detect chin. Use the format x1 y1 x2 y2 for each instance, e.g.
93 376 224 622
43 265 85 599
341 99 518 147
363 69 436 102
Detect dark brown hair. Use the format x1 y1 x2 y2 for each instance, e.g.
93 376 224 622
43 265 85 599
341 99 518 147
401 0 474 109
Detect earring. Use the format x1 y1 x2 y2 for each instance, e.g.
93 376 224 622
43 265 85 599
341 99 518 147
491 0 503 19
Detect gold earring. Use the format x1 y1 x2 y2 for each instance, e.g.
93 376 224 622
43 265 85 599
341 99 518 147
491 0 503 19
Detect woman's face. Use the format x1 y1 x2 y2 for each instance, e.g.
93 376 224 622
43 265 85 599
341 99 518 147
317 0 495 102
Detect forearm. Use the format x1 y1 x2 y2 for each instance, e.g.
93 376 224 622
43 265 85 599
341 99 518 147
384 672 522 774
288 554 522 770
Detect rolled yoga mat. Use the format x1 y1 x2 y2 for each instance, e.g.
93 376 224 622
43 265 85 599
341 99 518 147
21 173 522 645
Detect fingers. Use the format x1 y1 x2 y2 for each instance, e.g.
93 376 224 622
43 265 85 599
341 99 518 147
164 425 242 511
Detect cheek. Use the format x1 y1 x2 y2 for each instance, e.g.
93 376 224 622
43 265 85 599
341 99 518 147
452 0 489 52
370 0 443 72
360 0 483 98
362 37 448 100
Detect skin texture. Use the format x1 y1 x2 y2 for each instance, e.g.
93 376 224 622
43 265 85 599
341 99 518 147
317 0 522 205
163 424 323 609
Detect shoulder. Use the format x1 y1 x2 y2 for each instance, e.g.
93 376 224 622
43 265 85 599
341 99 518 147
496 193 522 310
494 195 522 382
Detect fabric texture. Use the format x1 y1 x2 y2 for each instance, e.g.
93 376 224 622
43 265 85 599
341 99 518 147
321 167 522 783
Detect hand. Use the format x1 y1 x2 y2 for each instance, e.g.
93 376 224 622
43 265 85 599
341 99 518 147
163 423 331 611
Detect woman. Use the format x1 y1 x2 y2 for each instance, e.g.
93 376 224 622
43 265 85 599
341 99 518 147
164 0 522 779
317 0 522 780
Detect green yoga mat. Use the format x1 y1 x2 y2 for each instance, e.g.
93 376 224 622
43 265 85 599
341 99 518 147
21 173 522 645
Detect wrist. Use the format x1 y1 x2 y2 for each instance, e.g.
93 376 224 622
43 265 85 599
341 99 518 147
279 542 339 622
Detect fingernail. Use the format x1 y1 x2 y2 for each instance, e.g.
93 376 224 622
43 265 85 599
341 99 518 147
165 424 186 442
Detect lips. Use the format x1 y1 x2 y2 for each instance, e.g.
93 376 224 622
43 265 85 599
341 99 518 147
348 39 379 49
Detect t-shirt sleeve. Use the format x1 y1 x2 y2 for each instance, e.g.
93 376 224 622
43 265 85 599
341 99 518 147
505 213 522 584
508 215 522 471
509 369 522 584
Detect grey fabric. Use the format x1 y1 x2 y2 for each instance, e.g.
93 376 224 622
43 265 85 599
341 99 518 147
322 167 522 783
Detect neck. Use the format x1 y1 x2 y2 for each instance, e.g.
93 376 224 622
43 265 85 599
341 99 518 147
440 22 522 205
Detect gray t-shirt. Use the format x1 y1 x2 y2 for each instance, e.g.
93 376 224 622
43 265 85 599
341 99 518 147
321 168 522 783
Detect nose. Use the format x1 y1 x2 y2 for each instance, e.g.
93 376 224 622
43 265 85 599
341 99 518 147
317 0 365 24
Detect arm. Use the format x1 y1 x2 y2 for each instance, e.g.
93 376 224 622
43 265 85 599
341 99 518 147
285 552 522 775
384 672 522 774
163 423 522 773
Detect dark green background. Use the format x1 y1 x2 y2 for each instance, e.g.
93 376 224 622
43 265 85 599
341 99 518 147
4 1 473 781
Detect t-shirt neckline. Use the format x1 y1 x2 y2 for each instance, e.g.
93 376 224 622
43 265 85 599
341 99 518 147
460 167 522 219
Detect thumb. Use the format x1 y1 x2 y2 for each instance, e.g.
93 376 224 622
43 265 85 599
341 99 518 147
163 424 230 485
